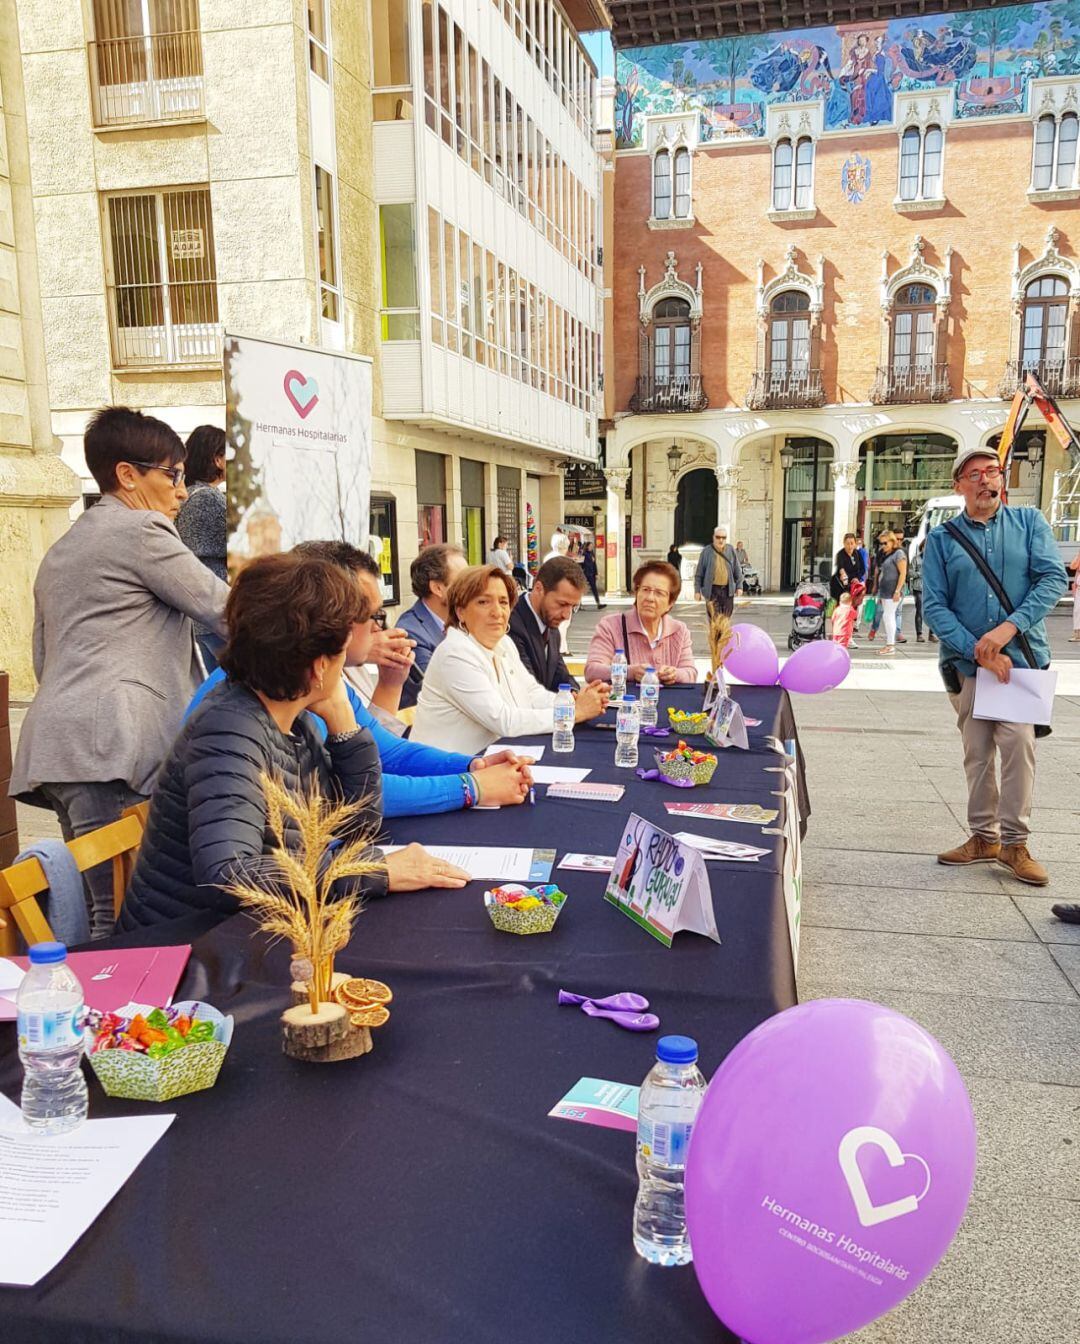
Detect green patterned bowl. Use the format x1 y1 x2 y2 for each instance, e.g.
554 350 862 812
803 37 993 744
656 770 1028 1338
87 1000 233 1102
484 887 568 935
653 749 718 786
668 709 710 734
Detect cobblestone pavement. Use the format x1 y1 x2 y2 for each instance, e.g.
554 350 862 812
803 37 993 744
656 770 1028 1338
9 594 1080 1343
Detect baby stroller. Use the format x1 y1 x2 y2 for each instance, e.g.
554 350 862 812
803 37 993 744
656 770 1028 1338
741 564 762 596
787 580 829 650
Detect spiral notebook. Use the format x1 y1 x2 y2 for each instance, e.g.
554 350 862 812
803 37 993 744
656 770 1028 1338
546 781 625 803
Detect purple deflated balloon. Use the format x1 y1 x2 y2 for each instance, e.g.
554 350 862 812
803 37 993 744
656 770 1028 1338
778 641 851 695
721 624 780 687
684 999 976 1344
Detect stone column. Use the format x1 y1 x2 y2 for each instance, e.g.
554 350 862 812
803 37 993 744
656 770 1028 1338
604 466 630 594
715 464 742 537
830 460 861 561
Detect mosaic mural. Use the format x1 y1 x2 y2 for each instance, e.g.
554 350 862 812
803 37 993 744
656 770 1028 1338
614 0 1080 146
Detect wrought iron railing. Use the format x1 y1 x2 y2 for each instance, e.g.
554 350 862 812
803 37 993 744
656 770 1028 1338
746 367 825 410
998 357 1080 400
870 361 951 405
89 31 205 128
630 372 707 412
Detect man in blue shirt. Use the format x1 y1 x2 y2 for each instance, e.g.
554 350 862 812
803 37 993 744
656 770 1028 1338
923 446 1067 886
188 542 532 815
395 543 467 708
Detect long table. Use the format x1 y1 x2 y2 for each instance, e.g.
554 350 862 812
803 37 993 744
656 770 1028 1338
0 686 807 1344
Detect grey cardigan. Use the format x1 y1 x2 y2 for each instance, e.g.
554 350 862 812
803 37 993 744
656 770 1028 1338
10 494 230 802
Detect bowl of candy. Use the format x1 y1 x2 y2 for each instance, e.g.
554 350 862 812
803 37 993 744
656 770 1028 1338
668 708 710 735
655 740 718 786
484 884 568 935
86 1001 233 1102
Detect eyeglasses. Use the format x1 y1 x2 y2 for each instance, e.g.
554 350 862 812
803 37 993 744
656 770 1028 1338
713 535 727 542
638 585 673 600
370 609 388 630
124 461 186 487
958 466 1003 485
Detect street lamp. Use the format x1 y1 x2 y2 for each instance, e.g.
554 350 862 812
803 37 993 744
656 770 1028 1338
899 440 916 468
779 446 794 471
667 441 683 478
1027 434 1045 466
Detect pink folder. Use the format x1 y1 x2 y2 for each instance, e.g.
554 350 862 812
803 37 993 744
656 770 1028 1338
0 945 191 1020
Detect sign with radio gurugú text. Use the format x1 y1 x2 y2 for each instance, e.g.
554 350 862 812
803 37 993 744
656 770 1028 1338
604 813 718 947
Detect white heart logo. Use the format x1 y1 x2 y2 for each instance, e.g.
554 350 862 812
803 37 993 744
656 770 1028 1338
838 1125 931 1228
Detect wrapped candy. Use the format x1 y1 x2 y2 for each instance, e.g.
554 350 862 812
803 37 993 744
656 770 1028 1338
89 1004 219 1057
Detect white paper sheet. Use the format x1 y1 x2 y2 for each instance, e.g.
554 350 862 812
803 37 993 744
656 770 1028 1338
672 832 770 862
381 845 536 881
529 766 591 784
558 853 617 872
0 1112 174 1286
485 744 545 761
972 667 1057 726
0 959 24 1013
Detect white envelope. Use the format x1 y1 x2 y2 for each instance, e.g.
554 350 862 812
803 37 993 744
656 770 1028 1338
972 667 1057 726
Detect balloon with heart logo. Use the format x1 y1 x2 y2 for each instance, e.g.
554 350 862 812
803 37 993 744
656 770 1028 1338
685 999 976 1344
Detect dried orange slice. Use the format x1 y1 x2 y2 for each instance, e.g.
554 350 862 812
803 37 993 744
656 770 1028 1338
349 1004 390 1028
336 977 393 1008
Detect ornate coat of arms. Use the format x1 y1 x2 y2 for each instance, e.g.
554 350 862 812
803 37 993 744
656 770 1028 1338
841 152 872 203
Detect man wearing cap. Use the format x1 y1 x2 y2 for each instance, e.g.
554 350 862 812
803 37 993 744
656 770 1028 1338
922 446 1066 886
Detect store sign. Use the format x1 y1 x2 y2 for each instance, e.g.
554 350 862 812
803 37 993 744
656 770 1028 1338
607 542 617 558
867 498 903 509
171 228 204 260
563 463 607 500
225 333 372 564
632 534 643 548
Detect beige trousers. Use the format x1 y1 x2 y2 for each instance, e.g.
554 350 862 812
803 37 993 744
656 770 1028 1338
948 673 1036 846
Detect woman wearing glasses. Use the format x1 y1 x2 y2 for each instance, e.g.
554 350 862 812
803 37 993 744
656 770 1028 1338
9 406 229 938
585 560 697 684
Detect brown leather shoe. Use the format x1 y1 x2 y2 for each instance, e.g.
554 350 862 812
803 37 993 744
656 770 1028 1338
998 844 1049 886
937 835 1001 866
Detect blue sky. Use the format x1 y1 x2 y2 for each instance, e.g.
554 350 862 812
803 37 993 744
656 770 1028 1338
582 31 615 79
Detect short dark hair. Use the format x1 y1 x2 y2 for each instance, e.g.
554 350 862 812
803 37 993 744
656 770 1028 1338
844 532 857 542
535 555 586 593
491 535 506 548
221 553 366 700
292 539 379 579
411 543 465 599
632 559 681 603
84 406 185 493
184 425 226 485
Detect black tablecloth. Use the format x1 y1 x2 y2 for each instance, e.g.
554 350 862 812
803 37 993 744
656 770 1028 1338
0 686 807 1344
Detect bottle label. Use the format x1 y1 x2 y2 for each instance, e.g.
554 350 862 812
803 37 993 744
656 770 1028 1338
18 1006 85 1052
639 1117 693 1165
642 684 658 701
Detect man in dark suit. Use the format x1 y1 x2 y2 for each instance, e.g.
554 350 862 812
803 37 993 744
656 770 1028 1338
508 555 586 692
395 543 467 707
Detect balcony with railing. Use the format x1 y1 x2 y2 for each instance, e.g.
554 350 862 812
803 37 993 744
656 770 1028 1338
746 367 824 410
870 361 951 405
88 30 205 128
998 357 1080 399
630 372 708 413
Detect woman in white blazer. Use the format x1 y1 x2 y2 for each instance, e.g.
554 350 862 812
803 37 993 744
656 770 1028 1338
412 565 607 756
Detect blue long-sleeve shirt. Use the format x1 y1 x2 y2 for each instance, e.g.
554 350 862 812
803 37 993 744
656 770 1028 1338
185 670 474 817
921 505 1067 679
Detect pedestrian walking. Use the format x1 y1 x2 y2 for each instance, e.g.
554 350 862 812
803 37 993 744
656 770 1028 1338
830 532 866 602
175 424 227 673
831 592 857 648
666 542 682 570
1069 550 1080 642
909 537 930 643
923 446 1066 887
875 532 907 657
580 542 604 608
693 525 743 618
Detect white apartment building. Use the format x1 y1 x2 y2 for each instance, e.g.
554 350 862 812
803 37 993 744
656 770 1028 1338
14 0 607 602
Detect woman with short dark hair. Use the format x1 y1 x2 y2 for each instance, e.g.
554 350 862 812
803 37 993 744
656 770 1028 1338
175 424 227 671
10 405 229 938
121 553 470 930
585 560 696 684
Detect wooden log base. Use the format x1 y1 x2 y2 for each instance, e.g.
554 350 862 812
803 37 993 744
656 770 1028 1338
281 1001 373 1063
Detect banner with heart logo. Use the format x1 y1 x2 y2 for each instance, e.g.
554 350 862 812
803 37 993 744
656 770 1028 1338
224 334 372 562
685 999 976 1344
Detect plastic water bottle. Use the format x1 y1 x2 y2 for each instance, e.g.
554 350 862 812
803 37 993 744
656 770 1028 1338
17 941 88 1135
640 666 660 726
611 647 628 702
615 694 640 768
552 683 575 754
633 1035 707 1266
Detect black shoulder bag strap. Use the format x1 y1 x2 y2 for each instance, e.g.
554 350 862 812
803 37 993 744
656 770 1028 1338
943 518 1051 737
621 613 630 658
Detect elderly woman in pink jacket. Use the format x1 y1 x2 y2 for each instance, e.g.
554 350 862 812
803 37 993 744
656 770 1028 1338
585 560 697 685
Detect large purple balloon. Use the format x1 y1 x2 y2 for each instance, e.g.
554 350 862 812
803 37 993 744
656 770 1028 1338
722 624 779 686
685 1000 976 1344
779 641 851 694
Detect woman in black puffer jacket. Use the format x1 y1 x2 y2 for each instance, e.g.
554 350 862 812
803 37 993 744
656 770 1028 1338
121 552 468 930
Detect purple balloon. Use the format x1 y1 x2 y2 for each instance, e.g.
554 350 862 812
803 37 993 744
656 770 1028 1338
722 624 779 686
685 1000 976 1344
779 641 851 694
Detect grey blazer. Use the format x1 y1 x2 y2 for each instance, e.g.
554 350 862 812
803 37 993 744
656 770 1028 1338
10 494 230 802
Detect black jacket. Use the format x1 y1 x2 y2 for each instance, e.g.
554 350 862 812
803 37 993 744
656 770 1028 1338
120 681 387 930
507 594 578 693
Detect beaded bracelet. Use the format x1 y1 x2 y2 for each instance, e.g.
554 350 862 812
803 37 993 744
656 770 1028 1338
460 773 479 809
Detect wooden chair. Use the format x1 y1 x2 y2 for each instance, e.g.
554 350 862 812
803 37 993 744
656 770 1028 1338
395 705 417 730
0 813 147 955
